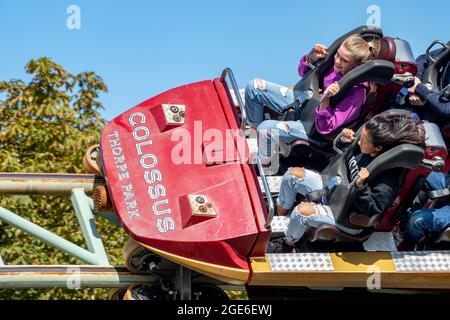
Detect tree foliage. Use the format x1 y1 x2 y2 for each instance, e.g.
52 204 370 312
0 57 127 299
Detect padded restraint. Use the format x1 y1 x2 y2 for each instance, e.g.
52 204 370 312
422 41 450 92
364 144 424 184
377 37 396 62
329 60 395 106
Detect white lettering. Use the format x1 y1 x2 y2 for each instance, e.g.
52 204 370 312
136 140 153 156
128 112 146 126
140 153 158 169
152 199 171 216
144 170 162 184
132 126 150 141
148 184 166 200
157 217 175 233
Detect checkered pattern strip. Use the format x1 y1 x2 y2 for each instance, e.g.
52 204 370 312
268 253 334 272
391 251 450 272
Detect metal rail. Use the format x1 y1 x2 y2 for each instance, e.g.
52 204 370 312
254 155 275 229
0 173 105 195
0 265 158 288
220 68 247 131
0 187 110 265
426 40 449 63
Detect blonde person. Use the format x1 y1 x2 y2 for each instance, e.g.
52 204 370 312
246 35 379 160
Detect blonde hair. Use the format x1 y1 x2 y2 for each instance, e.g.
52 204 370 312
341 34 380 65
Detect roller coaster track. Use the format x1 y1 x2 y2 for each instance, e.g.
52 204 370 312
0 265 158 288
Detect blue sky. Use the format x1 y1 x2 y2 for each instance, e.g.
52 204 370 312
1 0 449 120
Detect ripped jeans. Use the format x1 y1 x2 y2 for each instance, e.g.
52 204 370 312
278 168 335 243
244 78 295 127
403 172 450 249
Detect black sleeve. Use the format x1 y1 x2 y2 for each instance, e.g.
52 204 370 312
351 170 400 217
415 84 450 118
415 53 429 80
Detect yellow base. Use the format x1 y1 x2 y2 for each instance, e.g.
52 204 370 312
250 252 450 289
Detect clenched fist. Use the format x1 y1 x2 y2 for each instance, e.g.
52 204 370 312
308 44 328 63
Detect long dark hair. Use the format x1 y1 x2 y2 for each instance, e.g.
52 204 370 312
364 113 426 152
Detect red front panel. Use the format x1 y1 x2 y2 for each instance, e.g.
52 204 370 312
100 80 266 271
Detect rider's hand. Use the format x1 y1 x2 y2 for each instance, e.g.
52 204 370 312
308 44 328 63
356 167 370 188
319 82 341 109
340 128 356 143
409 94 425 106
323 82 341 98
369 81 378 94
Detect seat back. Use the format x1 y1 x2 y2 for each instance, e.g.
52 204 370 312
422 41 450 92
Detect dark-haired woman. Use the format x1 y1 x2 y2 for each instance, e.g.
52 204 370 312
270 113 425 252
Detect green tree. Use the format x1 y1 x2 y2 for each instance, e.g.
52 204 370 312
0 57 127 299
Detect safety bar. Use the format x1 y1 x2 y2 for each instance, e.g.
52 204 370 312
426 40 449 63
332 132 345 155
421 157 445 172
253 154 276 229
220 68 247 131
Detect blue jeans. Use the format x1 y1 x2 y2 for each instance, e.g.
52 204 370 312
257 120 308 159
278 168 335 243
278 168 324 209
244 78 295 127
404 172 450 249
285 203 335 243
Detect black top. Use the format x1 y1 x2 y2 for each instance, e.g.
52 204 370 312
346 152 400 217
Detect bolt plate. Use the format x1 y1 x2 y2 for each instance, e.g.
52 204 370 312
188 194 216 217
162 104 186 125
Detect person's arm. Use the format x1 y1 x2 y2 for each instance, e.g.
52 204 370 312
351 171 399 217
415 84 450 117
315 86 366 135
415 53 429 80
298 44 328 77
298 55 311 77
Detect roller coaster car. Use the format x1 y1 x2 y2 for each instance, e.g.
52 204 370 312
97 57 450 294
296 110 448 244
267 26 417 169
100 70 266 285
93 26 450 297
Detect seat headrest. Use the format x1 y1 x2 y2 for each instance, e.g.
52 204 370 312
377 37 396 62
366 144 424 184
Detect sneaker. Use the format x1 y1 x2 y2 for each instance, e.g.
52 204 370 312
392 224 405 246
267 237 295 253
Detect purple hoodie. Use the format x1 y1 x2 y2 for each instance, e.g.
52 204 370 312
298 55 368 135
